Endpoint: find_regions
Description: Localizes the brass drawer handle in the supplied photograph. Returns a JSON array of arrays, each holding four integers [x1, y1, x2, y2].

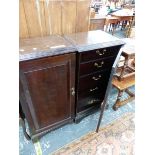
[[92, 75, 102, 81], [96, 50, 105, 56], [88, 99, 100, 104], [94, 61, 104, 68], [90, 87, 98, 92], [103, 49, 106, 52], [88, 100, 95, 104]]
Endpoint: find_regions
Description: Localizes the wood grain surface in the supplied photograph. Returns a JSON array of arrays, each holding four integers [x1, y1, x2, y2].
[[19, 0, 91, 38]]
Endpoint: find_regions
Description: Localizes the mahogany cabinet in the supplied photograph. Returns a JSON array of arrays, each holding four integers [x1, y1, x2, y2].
[[19, 31, 125, 139], [65, 30, 125, 122], [19, 36, 76, 139]]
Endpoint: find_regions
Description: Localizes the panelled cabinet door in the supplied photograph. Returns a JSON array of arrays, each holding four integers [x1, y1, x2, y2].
[[19, 53, 76, 137]]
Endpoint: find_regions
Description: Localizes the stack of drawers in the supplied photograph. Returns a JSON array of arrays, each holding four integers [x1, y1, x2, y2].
[[64, 30, 125, 122], [76, 45, 122, 121]]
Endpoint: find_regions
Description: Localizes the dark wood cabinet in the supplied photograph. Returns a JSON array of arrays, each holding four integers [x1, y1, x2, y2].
[[20, 54, 75, 138], [65, 30, 124, 122], [19, 31, 125, 139], [75, 49, 121, 121], [19, 36, 76, 139], [20, 54, 76, 138]]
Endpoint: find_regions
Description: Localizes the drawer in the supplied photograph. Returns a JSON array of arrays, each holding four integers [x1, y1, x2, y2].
[[78, 84, 107, 99], [79, 56, 115, 76], [78, 70, 111, 92], [80, 45, 121, 62], [77, 92, 104, 112]]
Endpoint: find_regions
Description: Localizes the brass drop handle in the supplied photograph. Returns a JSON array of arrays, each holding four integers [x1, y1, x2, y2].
[[88, 99, 100, 104], [88, 100, 95, 104], [71, 87, 75, 96], [103, 49, 106, 52], [96, 50, 105, 56], [90, 87, 98, 92], [92, 75, 102, 81], [94, 61, 104, 68]]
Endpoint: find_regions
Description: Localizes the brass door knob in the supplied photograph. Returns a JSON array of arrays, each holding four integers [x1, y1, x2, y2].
[[71, 87, 75, 96]]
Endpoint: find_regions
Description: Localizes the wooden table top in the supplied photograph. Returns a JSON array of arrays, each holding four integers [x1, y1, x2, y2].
[[111, 9, 134, 17], [90, 15, 106, 20], [65, 30, 125, 52]]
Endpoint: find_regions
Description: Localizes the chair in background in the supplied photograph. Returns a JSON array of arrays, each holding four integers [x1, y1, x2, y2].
[[112, 39, 135, 110], [112, 74, 135, 111]]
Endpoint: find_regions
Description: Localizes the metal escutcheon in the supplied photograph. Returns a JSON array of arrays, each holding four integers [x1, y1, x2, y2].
[[71, 87, 75, 96]]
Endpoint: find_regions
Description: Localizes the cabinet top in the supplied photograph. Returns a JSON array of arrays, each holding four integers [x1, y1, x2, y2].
[[19, 35, 76, 61], [19, 31, 125, 61], [64, 30, 125, 52]]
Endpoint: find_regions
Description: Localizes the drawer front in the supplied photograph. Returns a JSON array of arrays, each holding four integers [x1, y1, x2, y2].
[[78, 84, 107, 99], [78, 70, 111, 92], [79, 56, 115, 76], [77, 92, 104, 112], [80, 45, 121, 62]]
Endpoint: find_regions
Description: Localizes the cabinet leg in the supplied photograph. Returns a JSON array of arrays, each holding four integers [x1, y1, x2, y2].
[[20, 117, 31, 140], [74, 118, 81, 124], [32, 137, 40, 143], [112, 23, 116, 35], [105, 24, 109, 32]]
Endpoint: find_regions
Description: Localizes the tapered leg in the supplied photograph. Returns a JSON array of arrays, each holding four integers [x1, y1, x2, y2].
[[96, 101, 106, 132], [112, 24, 114, 35], [105, 23, 109, 32], [112, 23, 117, 35]]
